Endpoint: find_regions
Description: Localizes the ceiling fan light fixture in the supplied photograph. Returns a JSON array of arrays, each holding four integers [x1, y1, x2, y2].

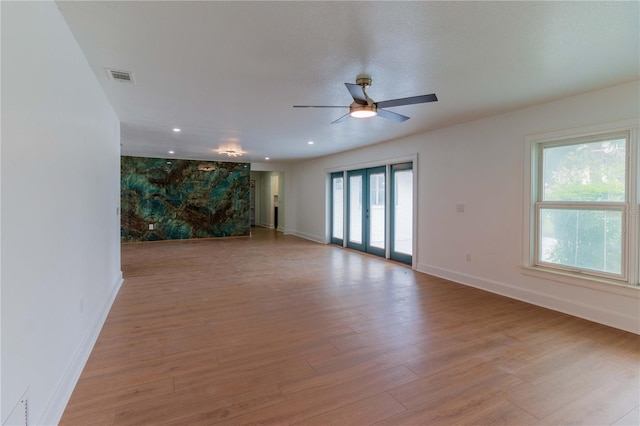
[[350, 104, 377, 118], [294, 75, 436, 124]]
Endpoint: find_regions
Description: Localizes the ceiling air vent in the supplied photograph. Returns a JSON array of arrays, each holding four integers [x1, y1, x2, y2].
[[106, 68, 135, 84]]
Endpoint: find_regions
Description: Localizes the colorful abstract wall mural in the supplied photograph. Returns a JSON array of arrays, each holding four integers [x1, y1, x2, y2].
[[121, 156, 250, 242]]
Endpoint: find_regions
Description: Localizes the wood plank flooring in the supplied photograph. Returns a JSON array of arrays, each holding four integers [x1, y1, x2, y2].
[[61, 228, 640, 425]]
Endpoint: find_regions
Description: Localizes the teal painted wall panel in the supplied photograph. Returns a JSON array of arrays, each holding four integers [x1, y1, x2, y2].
[[121, 156, 250, 242]]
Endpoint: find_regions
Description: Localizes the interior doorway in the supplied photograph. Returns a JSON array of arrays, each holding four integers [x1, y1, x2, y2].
[[249, 170, 285, 231]]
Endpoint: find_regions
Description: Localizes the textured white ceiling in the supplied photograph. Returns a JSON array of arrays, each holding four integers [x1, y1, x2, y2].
[[56, 1, 639, 163]]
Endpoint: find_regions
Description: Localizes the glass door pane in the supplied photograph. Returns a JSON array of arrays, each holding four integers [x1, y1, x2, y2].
[[366, 167, 386, 256], [347, 170, 365, 251], [331, 172, 344, 245], [391, 163, 413, 264]]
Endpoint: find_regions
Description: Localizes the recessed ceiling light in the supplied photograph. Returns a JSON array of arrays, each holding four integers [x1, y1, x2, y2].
[[308, 141, 314, 145], [265, 157, 270, 160], [173, 128, 181, 132], [168, 150, 175, 154]]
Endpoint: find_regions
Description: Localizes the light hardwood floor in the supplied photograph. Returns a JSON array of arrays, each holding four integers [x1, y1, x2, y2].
[[61, 228, 640, 425]]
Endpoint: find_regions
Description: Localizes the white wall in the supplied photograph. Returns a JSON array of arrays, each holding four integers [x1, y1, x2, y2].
[[1, 2, 122, 424], [288, 81, 640, 334]]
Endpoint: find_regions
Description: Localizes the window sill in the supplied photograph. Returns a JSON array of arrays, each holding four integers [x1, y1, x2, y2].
[[520, 265, 640, 298]]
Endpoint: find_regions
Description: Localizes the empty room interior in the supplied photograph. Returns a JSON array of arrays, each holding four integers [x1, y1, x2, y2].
[[2, 1, 639, 425]]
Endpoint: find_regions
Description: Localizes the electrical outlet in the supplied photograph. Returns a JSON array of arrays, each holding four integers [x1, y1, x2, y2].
[[465, 253, 471, 262], [148, 223, 154, 230]]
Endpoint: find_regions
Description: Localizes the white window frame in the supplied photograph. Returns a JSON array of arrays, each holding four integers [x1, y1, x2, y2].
[[523, 118, 640, 291], [536, 135, 629, 280]]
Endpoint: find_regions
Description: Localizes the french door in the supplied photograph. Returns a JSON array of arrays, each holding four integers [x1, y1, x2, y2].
[[347, 167, 386, 257], [332, 162, 414, 265]]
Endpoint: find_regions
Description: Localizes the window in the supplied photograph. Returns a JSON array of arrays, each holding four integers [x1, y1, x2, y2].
[[537, 135, 627, 278], [526, 120, 639, 287]]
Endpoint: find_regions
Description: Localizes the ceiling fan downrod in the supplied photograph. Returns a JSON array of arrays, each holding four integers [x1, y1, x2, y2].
[[355, 76, 373, 104]]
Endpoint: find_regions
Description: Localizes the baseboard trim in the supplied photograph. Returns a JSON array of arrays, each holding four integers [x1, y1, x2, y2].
[[254, 224, 285, 233], [290, 230, 325, 244], [416, 263, 639, 335], [39, 271, 124, 425]]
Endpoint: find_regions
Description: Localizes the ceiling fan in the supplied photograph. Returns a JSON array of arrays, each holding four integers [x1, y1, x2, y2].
[[293, 75, 437, 124]]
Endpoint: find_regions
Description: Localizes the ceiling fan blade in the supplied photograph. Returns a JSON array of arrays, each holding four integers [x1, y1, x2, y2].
[[331, 113, 351, 124], [345, 83, 367, 105], [375, 93, 438, 109], [293, 105, 349, 108], [376, 108, 410, 122]]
